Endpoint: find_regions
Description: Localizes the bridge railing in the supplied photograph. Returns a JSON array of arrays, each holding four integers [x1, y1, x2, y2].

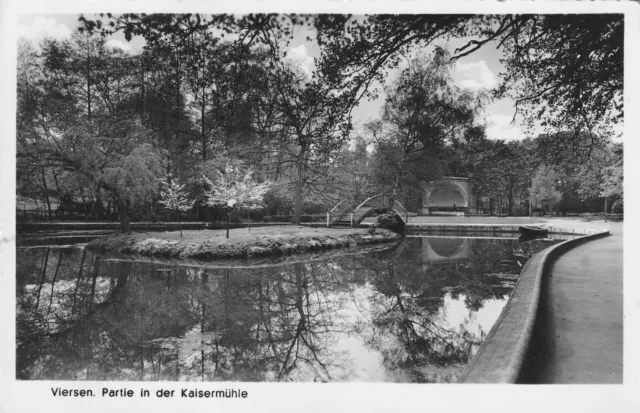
[[328, 200, 353, 225], [393, 200, 410, 223], [328, 195, 411, 225], [355, 194, 384, 211], [355, 195, 410, 224]]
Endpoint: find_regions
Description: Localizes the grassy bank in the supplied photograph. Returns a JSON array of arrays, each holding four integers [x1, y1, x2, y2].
[[86, 226, 402, 260]]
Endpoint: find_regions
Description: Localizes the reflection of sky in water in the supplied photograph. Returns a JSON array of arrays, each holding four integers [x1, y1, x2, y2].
[[439, 294, 507, 340], [331, 284, 411, 382], [16, 236, 561, 383], [325, 288, 508, 382]]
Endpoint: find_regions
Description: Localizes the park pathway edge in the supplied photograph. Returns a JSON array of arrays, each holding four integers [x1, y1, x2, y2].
[[459, 228, 610, 383]]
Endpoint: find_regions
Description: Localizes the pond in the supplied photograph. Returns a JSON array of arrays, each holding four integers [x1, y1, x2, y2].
[[16, 235, 564, 383]]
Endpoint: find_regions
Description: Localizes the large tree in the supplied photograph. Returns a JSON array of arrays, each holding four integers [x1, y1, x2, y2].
[[265, 62, 353, 224], [315, 14, 623, 144], [22, 13, 622, 225], [80, 13, 623, 140], [369, 50, 483, 209], [17, 34, 165, 231]]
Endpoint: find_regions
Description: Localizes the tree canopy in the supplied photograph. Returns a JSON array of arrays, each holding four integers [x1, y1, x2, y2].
[[78, 13, 623, 154], [367, 50, 484, 208], [17, 13, 624, 229], [314, 14, 623, 139]]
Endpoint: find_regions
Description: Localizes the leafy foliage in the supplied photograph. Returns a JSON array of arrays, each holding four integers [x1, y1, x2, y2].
[[17, 13, 624, 225], [529, 165, 562, 211], [102, 143, 164, 203], [492, 15, 623, 135], [369, 50, 483, 208], [314, 14, 623, 140]]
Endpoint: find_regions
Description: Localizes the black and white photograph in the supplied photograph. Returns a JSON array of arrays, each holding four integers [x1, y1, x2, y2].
[[1, 2, 638, 412]]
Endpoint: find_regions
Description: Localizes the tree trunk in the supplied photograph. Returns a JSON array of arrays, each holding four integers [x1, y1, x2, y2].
[[35, 247, 50, 311], [294, 262, 305, 322], [201, 84, 207, 162], [389, 154, 407, 210], [389, 174, 402, 210], [140, 57, 146, 125], [89, 256, 101, 305], [95, 188, 105, 220], [41, 169, 52, 220], [200, 270, 207, 380], [226, 212, 230, 239], [46, 249, 64, 318], [508, 183, 514, 216], [174, 55, 181, 164], [117, 199, 131, 233], [86, 55, 92, 120], [52, 171, 62, 219], [294, 146, 306, 225], [71, 248, 87, 317]]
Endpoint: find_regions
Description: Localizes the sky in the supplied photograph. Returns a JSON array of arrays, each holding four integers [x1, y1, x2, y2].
[[16, 13, 545, 142]]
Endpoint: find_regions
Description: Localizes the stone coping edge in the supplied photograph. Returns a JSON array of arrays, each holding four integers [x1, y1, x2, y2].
[[457, 228, 610, 383], [405, 223, 601, 236]]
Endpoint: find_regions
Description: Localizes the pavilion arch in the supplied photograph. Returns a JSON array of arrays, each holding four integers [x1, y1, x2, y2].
[[422, 177, 476, 214]]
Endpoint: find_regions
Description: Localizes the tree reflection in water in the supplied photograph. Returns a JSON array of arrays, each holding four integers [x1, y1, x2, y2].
[[16, 236, 560, 382]]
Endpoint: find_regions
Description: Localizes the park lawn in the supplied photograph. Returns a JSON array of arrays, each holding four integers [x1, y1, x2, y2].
[[87, 225, 401, 260]]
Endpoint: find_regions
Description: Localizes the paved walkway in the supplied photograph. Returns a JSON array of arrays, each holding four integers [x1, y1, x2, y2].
[[402, 216, 546, 225], [530, 218, 624, 383]]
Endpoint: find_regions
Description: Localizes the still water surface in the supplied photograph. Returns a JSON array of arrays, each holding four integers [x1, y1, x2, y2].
[[16, 235, 562, 383]]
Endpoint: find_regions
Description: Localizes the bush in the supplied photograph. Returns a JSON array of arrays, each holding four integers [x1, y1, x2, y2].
[[300, 215, 313, 223], [376, 212, 400, 229]]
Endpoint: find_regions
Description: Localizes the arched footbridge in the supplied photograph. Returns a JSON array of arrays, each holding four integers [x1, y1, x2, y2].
[[329, 194, 410, 226]]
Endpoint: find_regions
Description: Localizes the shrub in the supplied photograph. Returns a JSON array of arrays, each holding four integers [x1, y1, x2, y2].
[[300, 215, 313, 223], [376, 212, 399, 229]]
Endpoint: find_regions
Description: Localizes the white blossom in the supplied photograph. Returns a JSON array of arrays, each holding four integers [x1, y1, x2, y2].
[[158, 176, 193, 212], [203, 164, 271, 211]]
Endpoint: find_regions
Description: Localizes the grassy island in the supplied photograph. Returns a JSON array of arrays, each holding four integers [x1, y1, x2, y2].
[[86, 225, 402, 261]]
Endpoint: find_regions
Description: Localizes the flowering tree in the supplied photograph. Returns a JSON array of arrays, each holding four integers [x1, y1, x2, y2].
[[158, 176, 193, 237], [203, 164, 271, 238]]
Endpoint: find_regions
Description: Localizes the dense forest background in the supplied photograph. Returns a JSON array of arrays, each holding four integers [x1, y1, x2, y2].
[[16, 14, 624, 229]]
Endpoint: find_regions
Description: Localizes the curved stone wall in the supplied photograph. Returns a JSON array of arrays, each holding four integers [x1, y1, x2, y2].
[[455, 227, 610, 383], [404, 222, 609, 383]]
